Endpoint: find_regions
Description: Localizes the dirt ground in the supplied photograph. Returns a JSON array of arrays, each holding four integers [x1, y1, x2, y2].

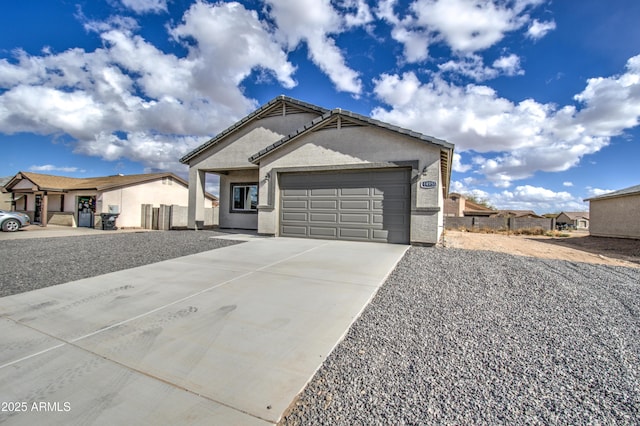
[[443, 230, 640, 268]]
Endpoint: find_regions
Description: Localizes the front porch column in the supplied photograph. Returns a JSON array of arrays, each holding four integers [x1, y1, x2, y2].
[[188, 168, 206, 229]]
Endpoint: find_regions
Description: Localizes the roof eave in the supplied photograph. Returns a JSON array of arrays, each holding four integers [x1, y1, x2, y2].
[[249, 108, 455, 164], [181, 95, 329, 164]]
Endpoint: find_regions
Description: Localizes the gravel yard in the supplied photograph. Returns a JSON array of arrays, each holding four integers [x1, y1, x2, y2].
[[281, 247, 640, 425], [0, 230, 240, 297], [2, 231, 639, 424]]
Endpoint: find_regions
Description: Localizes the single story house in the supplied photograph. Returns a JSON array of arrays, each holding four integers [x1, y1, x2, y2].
[[180, 96, 454, 245], [444, 192, 495, 217], [4, 172, 217, 228], [585, 184, 640, 239], [555, 211, 589, 230], [0, 176, 12, 210], [493, 210, 543, 218]]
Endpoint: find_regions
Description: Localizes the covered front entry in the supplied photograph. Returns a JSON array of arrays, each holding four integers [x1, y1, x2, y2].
[[279, 168, 411, 243]]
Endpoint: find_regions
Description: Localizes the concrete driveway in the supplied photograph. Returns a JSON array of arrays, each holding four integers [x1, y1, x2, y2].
[[0, 236, 408, 425]]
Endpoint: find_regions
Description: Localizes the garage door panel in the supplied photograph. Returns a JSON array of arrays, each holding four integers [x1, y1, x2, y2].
[[340, 213, 370, 224], [309, 227, 337, 237], [310, 200, 337, 209], [282, 200, 308, 209], [281, 188, 308, 196], [310, 188, 337, 196], [339, 228, 370, 239], [340, 200, 370, 210], [310, 213, 338, 223], [282, 225, 308, 236], [280, 169, 410, 243], [282, 212, 308, 222], [341, 187, 370, 196]]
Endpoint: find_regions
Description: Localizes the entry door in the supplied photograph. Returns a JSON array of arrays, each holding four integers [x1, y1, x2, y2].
[[279, 169, 411, 244], [34, 194, 42, 223]]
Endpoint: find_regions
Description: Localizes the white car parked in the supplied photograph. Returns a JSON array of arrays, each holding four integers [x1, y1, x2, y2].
[[0, 210, 31, 232]]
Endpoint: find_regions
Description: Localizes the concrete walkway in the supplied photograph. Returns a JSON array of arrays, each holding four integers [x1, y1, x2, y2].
[[0, 224, 154, 240], [0, 237, 408, 425]]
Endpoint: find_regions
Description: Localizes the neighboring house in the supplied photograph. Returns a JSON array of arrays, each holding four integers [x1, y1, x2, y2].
[[0, 176, 12, 210], [585, 184, 640, 239], [444, 192, 495, 217], [4, 172, 217, 228], [556, 211, 589, 230], [180, 96, 454, 245], [493, 210, 543, 218]]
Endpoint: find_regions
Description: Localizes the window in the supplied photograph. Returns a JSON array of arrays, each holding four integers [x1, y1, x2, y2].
[[231, 183, 258, 212]]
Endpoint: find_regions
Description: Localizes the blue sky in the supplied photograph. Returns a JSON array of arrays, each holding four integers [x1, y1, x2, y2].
[[1, 0, 639, 213]]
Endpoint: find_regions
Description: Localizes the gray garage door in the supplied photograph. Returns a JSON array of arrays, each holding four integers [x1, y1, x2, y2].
[[280, 169, 410, 243]]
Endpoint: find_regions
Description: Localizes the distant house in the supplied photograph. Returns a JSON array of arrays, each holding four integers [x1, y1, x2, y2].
[[444, 193, 495, 217], [585, 184, 640, 239], [0, 176, 12, 210], [4, 172, 217, 229], [556, 211, 589, 230], [494, 210, 543, 218]]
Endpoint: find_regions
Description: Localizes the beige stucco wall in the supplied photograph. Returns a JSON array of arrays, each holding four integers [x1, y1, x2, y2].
[[186, 112, 321, 228], [0, 191, 13, 210], [589, 195, 640, 239], [256, 125, 444, 244], [218, 169, 260, 230], [188, 114, 320, 171], [99, 178, 199, 228]]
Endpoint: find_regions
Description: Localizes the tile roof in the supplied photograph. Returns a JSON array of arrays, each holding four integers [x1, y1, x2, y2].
[[6, 171, 216, 200], [557, 211, 590, 220]]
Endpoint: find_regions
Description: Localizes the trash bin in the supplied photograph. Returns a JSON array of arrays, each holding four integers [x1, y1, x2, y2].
[[100, 213, 119, 230]]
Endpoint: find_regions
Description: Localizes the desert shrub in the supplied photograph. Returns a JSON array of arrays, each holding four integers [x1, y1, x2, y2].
[[545, 230, 571, 237], [511, 227, 546, 236]]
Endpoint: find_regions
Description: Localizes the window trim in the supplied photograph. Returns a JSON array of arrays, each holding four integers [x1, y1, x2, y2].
[[230, 182, 258, 214]]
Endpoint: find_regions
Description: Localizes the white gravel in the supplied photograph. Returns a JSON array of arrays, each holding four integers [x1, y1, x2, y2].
[[281, 246, 640, 425]]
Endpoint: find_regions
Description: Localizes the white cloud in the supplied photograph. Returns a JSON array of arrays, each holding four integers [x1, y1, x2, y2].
[[411, 0, 532, 53], [492, 185, 585, 213], [527, 19, 556, 40], [585, 187, 614, 197], [563, 181, 573, 187], [438, 53, 523, 81], [341, 0, 374, 27], [372, 54, 640, 187], [492, 53, 524, 76], [0, 2, 298, 173], [265, 0, 362, 94], [120, 0, 167, 14], [379, 0, 544, 62], [439, 54, 498, 81], [452, 153, 472, 172], [29, 165, 84, 173]]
